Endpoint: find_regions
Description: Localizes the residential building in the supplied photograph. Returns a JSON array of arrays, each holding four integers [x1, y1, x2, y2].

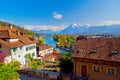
[[0, 26, 37, 65], [44, 49, 63, 62], [37, 44, 54, 57], [72, 38, 120, 80]]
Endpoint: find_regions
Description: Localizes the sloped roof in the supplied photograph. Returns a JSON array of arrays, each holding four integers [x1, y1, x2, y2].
[[37, 44, 53, 51], [72, 38, 120, 62], [44, 53, 63, 61], [0, 26, 37, 48], [0, 26, 18, 39]]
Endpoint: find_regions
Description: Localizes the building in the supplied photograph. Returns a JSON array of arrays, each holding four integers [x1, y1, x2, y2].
[[0, 26, 37, 65], [37, 44, 54, 57], [37, 44, 63, 62], [72, 38, 120, 80], [44, 49, 63, 62]]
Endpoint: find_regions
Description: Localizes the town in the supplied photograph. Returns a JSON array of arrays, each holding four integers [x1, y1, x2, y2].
[[0, 25, 120, 80], [0, 0, 120, 80]]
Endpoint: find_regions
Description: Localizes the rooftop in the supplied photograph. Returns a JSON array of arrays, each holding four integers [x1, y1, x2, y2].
[[37, 44, 53, 51], [0, 26, 37, 48], [72, 38, 120, 62]]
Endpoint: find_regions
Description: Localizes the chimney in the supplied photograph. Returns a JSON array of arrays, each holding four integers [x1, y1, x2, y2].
[[9, 25, 13, 29]]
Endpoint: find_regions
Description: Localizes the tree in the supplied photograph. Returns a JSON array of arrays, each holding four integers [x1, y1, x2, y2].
[[25, 53, 34, 62], [59, 53, 74, 73], [8, 60, 21, 69], [0, 63, 19, 80], [38, 38, 45, 44]]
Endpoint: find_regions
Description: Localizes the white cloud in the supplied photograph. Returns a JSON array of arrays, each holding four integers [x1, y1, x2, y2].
[[100, 20, 120, 25], [24, 24, 68, 31], [52, 11, 63, 20]]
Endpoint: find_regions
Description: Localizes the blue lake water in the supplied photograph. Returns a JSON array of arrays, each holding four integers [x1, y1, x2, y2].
[[44, 37, 68, 54]]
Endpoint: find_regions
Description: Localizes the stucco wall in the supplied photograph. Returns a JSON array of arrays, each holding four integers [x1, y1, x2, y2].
[[39, 48, 53, 57], [75, 60, 120, 80]]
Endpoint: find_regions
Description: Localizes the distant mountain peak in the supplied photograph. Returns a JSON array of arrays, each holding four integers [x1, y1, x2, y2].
[[59, 24, 120, 34]]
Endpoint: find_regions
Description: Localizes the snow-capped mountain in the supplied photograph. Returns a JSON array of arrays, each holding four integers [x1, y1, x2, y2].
[[59, 23, 120, 34]]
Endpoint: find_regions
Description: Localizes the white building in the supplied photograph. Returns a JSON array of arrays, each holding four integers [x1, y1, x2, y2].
[[0, 26, 37, 65], [37, 44, 53, 57]]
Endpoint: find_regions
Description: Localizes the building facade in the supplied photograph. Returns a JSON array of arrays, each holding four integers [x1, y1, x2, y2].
[[0, 26, 37, 65], [72, 38, 120, 80], [37, 44, 53, 57]]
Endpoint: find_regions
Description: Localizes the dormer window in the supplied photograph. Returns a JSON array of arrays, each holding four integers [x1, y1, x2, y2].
[[89, 49, 97, 54], [108, 51, 119, 57], [0, 44, 1, 48], [76, 49, 84, 53]]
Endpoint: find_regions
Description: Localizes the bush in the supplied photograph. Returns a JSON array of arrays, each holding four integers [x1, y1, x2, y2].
[[59, 53, 74, 73], [8, 60, 20, 69], [0, 63, 19, 80]]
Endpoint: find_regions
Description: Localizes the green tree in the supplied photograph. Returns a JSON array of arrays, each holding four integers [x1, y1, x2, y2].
[[0, 63, 19, 80], [38, 38, 45, 44], [25, 53, 34, 62], [59, 53, 74, 73], [8, 60, 20, 69]]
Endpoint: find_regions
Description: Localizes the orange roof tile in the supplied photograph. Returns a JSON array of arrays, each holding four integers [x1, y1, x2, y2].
[[72, 38, 120, 62], [37, 44, 53, 51], [0, 26, 37, 48]]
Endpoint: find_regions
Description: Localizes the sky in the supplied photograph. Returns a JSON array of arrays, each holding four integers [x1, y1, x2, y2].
[[0, 0, 120, 31]]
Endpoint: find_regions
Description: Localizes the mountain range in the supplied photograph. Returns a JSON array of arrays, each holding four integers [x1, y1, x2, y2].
[[31, 23, 120, 34], [59, 23, 120, 34]]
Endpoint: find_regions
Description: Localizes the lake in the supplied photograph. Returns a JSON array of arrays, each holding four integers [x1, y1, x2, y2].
[[44, 37, 68, 54]]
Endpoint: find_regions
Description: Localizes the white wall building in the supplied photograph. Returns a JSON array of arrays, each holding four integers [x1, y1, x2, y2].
[[0, 26, 37, 65], [37, 44, 53, 57]]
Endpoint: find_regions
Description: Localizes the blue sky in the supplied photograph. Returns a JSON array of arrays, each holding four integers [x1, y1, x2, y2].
[[0, 0, 120, 31]]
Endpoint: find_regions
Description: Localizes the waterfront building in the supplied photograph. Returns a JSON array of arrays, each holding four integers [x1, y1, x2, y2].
[[37, 44, 63, 62], [37, 44, 54, 57], [0, 26, 37, 65], [72, 38, 120, 80]]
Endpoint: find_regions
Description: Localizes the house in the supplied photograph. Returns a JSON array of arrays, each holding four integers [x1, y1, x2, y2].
[[37, 44, 63, 62], [0, 26, 37, 65], [72, 38, 120, 80], [44, 49, 63, 62], [37, 44, 54, 57]]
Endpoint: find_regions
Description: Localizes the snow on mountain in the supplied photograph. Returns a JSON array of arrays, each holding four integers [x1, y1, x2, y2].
[[59, 23, 120, 34]]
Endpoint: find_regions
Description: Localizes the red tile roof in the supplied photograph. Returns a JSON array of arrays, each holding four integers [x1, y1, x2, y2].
[[72, 38, 120, 62], [44, 50, 63, 61], [0, 26, 37, 48], [0, 30, 18, 39], [37, 44, 53, 51]]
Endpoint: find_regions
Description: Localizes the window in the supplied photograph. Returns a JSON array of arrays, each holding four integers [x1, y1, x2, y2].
[[13, 48, 17, 52], [18, 55, 21, 57], [90, 49, 97, 54], [32, 52, 35, 57], [76, 49, 84, 53], [0, 44, 1, 48], [26, 45, 36, 51], [108, 51, 119, 57], [107, 68, 116, 75], [20, 46, 22, 50], [93, 66, 101, 72]]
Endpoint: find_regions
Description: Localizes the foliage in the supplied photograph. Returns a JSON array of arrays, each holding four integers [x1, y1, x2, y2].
[[53, 34, 75, 49], [30, 60, 44, 70], [38, 38, 45, 44], [0, 63, 19, 80], [59, 53, 74, 73], [0, 52, 6, 62], [25, 53, 34, 62], [8, 60, 20, 69]]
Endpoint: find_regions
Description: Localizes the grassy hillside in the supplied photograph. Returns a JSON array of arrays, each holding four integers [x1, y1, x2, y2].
[[0, 21, 35, 36]]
